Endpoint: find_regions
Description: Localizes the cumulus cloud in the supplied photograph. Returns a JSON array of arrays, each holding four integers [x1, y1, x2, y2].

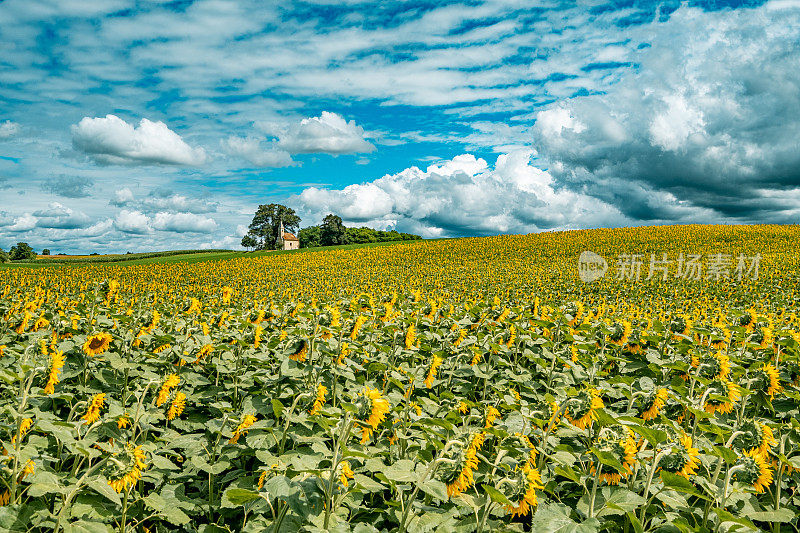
[[294, 151, 633, 237], [151, 212, 218, 233], [0, 213, 37, 232], [114, 209, 151, 234], [222, 136, 295, 167], [267, 112, 376, 155], [41, 175, 94, 198], [110, 188, 217, 213], [0, 120, 19, 139], [531, 5, 800, 221], [33, 203, 92, 229], [72, 114, 208, 166]]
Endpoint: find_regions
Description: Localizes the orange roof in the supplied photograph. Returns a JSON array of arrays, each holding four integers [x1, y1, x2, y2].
[[283, 231, 299, 241]]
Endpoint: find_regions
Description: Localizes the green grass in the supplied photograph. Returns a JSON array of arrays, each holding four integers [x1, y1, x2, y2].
[[0, 240, 418, 269]]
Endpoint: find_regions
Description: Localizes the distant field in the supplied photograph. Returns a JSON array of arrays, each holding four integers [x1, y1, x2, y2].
[[2, 240, 414, 268]]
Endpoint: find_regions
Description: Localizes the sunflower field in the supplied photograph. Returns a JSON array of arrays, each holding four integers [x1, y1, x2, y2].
[[0, 224, 799, 532]]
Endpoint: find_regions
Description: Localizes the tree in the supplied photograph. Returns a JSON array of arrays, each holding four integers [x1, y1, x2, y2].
[[298, 226, 322, 248], [0, 247, 8, 263], [244, 204, 301, 250], [240, 235, 257, 251], [9, 242, 36, 261], [320, 214, 346, 246], [42, 248, 51, 256]]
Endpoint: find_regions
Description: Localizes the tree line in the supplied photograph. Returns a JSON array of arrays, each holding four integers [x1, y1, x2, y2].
[[240, 204, 421, 251]]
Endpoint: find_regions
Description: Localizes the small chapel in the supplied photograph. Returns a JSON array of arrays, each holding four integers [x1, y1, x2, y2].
[[276, 220, 300, 250]]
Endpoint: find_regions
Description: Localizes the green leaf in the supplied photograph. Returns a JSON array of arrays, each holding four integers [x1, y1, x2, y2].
[[383, 459, 418, 483], [713, 508, 759, 531], [221, 488, 261, 507], [658, 471, 711, 501], [482, 484, 512, 506], [590, 448, 625, 473], [88, 478, 121, 506], [271, 399, 284, 420], [626, 512, 644, 533], [62, 520, 113, 533], [628, 425, 667, 447], [712, 445, 738, 465], [748, 509, 795, 523]]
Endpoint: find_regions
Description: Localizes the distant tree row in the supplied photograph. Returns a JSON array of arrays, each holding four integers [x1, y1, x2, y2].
[[297, 214, 421, 248], [240, 205, 422, 251]]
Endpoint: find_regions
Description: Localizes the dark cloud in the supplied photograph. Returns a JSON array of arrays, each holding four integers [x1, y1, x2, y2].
[[41, 175, 94, 198], [532, 5, 800, 223]]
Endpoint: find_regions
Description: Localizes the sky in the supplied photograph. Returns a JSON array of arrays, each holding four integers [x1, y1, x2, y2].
[[1, 0, 799, 254]]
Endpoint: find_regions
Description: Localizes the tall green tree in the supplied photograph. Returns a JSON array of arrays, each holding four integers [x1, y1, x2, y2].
[[244, 204, 301, 250], [9, 242, 36, 261], [240, 235, 257, 251], [320, 214, 346, 246], [298, 226, 321, 248]]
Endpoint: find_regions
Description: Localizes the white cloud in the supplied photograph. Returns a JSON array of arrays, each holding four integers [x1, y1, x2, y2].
[[530, 4, 800, 221], [0, 120, 19, 139], [33, 203, 92, 229], [152, 212, 218, 233], [222, 136, 295, 167], [294, 151, 631, 237], [270, 112, 376, 155], [72, 114, 208, 166], [4, 213, 37, 232], [114, 209, 151, 234], [111, 187, 134, 206]]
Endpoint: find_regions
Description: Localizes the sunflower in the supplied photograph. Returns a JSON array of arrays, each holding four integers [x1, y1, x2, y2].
[[117, 415, 131, 429], [107, 444, 148, 493], [457, 401, 469, 414], [566, 388, 604, 430], [593, 427, 637, 485], [156, 374, 180, 407], [142, 310, 160, 334], [607, 320, 632, 346], [739, 309, 757, 331], [484, 406, 501, 428], [566, 301, 584, 327], [658, 433, 700, 479], [43, 349, 65, 394], [753, 363, 782, 399], [194, 344, 213, 363], [357, 387, 391, 429], [221, 286, 233, 304], [424, 354, 443, 388], [357, 387, 391, 443], [12, 418, 33, 444], [405, 325, 416, 349], [350, 315, 367, 340], [440, 433, 484, 497], [732, 420, 776, 457], [309, 384, 327, 415], [83, 393, 106, 424], [339, 461, 354, 487], [698, 351, 731, 380], [704, 379, 740, 415], [734, 449, 774, 493], [167, 392, 186, 420], [82, 332, 112, 357], [503, 463, 544, 517], [229, 414, 257, 444], [641, 388, 669, 421], [288, 340, 308, 362]]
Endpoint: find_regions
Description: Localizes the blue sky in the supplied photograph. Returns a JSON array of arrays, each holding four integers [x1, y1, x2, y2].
[[0, 0, 799, 253]]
